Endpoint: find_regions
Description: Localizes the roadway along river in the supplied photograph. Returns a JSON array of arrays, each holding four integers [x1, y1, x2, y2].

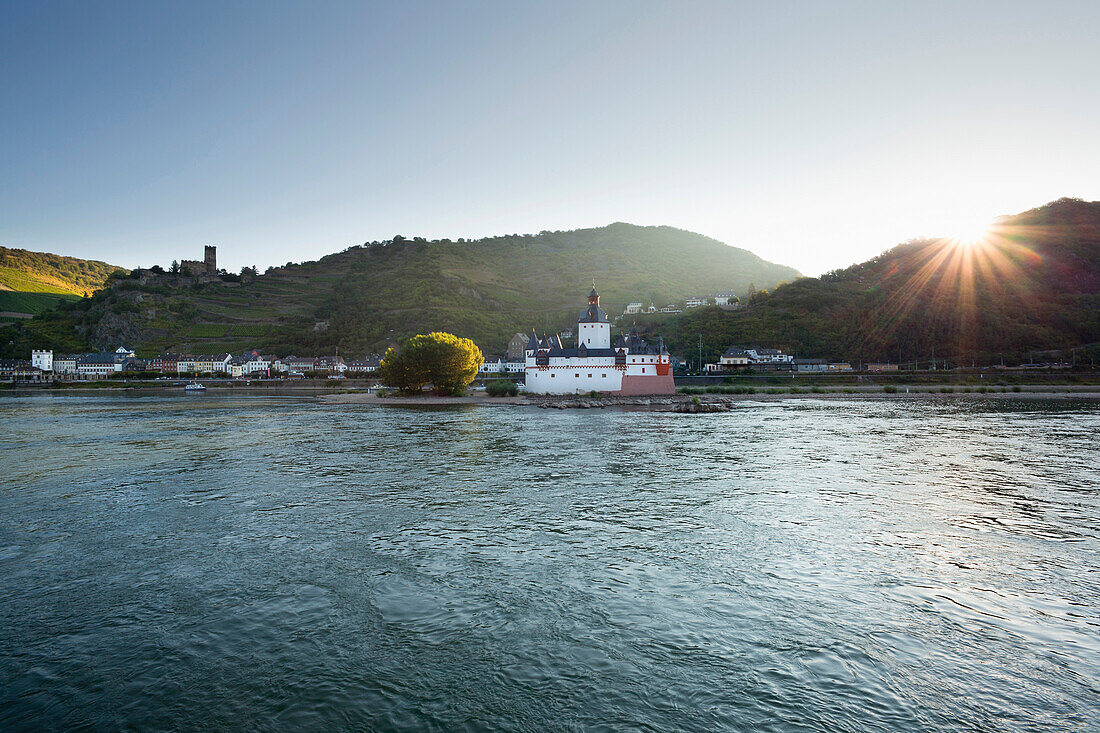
[[1, 394, 1098, 731]]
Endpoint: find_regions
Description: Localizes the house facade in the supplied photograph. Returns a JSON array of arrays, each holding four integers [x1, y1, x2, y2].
[[53, 354, 79, 374], [31, 350, 53, 372], [714, 291, 741, 307], [76, 352, 125, 377]]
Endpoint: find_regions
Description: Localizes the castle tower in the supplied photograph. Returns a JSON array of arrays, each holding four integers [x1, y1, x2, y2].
[[204, 245, 217, 274], [577, 282, 611, 349]]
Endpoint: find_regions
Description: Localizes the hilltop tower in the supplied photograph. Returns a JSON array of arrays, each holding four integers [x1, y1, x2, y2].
[[204, 245, 217, 275]]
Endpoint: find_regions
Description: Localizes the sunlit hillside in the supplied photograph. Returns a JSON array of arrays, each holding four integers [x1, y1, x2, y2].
[[649, 198, 1100, 365], [0, 247, 123, 297]]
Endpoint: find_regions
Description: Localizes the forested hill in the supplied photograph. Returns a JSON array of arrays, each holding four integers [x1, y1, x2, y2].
[[0, 247, 124, 297], [320, 224, 799, 352], [655, 198, 1100, 366], [0, 223, 800, 357]]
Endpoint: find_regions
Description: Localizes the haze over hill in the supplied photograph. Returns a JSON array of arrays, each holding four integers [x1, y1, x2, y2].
[[647, 198, 1100, 366], [0, 223, 799, 357]]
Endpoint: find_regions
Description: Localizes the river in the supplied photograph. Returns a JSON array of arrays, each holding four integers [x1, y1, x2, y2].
[[1, 394, 1098, 731]]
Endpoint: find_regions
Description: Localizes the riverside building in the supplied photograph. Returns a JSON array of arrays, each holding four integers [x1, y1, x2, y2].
[[525, 285, 674, 395]]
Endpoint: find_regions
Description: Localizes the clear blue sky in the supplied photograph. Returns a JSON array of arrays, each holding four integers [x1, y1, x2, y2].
[[2, 1, 1098, 276]]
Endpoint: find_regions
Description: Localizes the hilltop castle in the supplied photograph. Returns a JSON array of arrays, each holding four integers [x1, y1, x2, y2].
[[525, 285, 674, 395], [181, 246, 217, 277]]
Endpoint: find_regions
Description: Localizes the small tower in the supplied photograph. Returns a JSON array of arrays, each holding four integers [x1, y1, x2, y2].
[[204, 245, 217, 275], [577, 281, 611, 349], [32, 349, 53, 372]]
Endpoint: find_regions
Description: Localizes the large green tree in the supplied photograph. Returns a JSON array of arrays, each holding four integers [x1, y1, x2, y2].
[[377, 332, 484, 394]]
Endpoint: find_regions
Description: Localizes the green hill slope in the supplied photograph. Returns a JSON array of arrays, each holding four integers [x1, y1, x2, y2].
[[0, 223, 800, 357], [0, 246, 124, 297], [648, 198, 1100, 366]]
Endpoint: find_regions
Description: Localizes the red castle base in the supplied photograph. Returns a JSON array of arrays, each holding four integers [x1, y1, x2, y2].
[[618, 373, 676, 396]]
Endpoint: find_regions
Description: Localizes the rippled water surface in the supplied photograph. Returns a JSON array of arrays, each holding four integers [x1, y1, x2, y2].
[[1, 393, 1099, 731]]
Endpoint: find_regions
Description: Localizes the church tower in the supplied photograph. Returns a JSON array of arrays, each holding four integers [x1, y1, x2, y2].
[[577, 283, 611, 349]]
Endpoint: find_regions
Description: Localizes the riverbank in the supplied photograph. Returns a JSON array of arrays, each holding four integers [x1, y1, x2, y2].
[[322, 385, 1100, 409]]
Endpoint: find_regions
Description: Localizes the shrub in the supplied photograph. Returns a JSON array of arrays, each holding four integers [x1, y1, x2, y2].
[[1012, 386, 1022, 392], [485, 380, 518, 397]]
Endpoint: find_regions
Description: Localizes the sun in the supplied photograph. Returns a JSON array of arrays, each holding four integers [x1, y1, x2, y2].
[[951, 219, 993, 248]]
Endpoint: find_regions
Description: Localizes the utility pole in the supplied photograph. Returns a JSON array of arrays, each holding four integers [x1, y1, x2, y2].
[[698, 335, 703, 375]]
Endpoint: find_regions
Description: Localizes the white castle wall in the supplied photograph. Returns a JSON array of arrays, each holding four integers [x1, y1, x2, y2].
[[525, 356, 624, 395], [577, 322, 610, 349]]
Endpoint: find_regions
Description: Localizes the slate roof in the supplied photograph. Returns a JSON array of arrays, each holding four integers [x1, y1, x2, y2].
[[577, 304, 609, 323], [77, 352, 124, 365]]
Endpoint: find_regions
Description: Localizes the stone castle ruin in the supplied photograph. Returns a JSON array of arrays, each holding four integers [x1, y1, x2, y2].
[[181, 246, 217, 277]]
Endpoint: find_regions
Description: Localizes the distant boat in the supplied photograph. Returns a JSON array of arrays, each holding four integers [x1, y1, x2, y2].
[[184, 382, 206, 392]]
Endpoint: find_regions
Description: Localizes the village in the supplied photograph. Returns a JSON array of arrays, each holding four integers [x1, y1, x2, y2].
[[3, 284, 903, 390]]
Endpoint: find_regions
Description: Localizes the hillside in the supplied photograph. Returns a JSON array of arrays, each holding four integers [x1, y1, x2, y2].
[[647, 198, 1100, 366], [0, 247, 124, 297], [0, 224, 799, 358]]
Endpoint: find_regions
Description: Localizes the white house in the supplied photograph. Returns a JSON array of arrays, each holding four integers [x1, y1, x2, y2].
[[32, 350, 53, 372], [625, 302, 643, 314], [745, 347, 793, 364], [479, 356, 506, 374], [525, 285, 674, 395], [347, 355, 382, 374], [315, 355, 347, 374], [714, 291, 741, 307], [77, 352, 125, 377], [229, 351, 269, 377], [706, 345, 795, 372], [685, 296, 708, 308]]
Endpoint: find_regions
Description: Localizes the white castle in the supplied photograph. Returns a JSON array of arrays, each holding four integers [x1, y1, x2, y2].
[[525, 284, 674, 395]]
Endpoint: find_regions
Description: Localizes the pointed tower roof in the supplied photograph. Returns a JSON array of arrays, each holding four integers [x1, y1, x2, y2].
[[578, 282, 609, 323]]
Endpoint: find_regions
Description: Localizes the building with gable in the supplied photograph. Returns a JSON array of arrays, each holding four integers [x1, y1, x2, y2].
[[524, 285, 674, 395]]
